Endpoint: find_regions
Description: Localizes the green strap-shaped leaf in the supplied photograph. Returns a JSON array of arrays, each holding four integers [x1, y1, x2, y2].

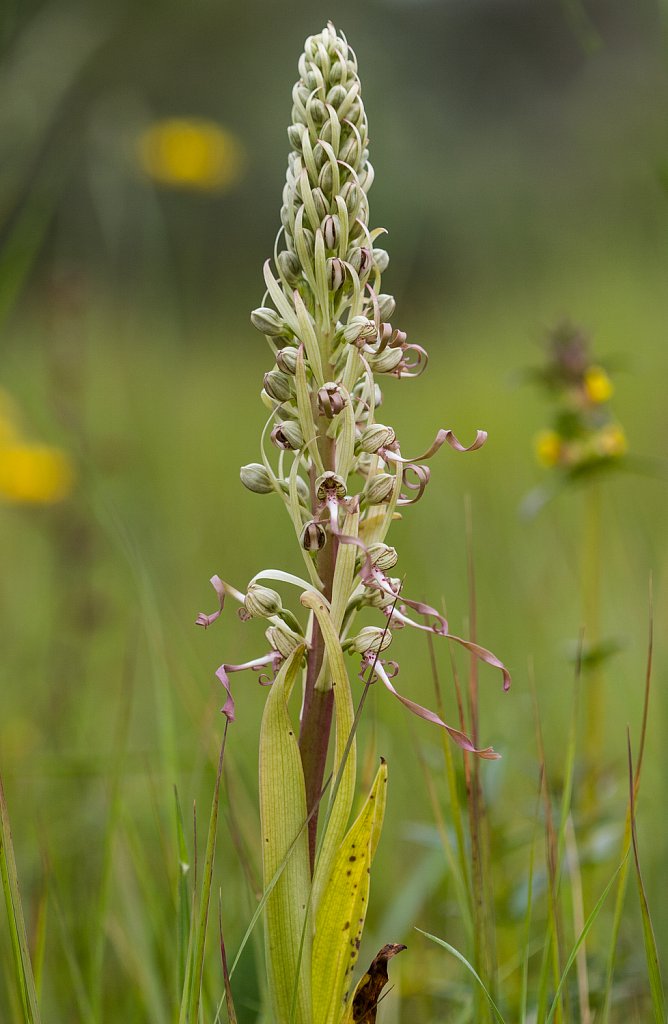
[[301, 591, 357, 917], [311, 760, 388, 1024], [259, 646, 313, 1024]]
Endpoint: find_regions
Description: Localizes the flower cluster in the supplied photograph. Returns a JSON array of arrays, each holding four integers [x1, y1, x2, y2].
[[533, 322, 628, 473], [198, 23, 508, 758]]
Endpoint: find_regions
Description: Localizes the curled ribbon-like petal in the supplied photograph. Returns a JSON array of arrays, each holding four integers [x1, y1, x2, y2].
[[214, 652, 282, 722], [369, 659, 500, 760], [383, 428, 488, 465], [196, 575, 226, 628]]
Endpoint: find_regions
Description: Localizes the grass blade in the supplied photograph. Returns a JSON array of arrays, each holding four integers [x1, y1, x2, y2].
[[416, 927, 506, 1024]]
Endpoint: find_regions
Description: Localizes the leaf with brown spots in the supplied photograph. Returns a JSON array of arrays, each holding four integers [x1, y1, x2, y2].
[[343, 944, 406, 1023]]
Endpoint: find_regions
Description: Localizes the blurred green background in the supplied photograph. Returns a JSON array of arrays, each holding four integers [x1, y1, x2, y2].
[[1, 0, 668, 1019]]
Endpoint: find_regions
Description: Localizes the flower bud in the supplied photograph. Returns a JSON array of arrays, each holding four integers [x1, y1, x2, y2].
[[316, 471, 347, 502], [240, 463, 273, 494], [348, 246, 372, 276], [317, 381, 347, 418], [251, 307, 285, 337], [322, 214, 340, 250], [271, 421, 304, 450], [318, 162, 334, 194], [276, 346, 298, 375], [308, 97, 327, 124], [300, 520, 327, 552], [263, 369, 293, 403], [277, 249, 301, 286], [372, 248, 390, 273], [244, 583, 282, 619], [369, 347, 403, 374], [266, 623, 303, 659], [343, 316, 376, 345], [367, 542, 398, 571], [347, 626, 393, 656], [329, 59, 344, 84], [363, 472, 395, 504], [326, 84, 348, 108], [311, 187, 329, 220], [287, 124, 304, 151], [359, 423, 396, 454], [340, 181, 361, 217], [326, 258, 346, 292], [338, 134, 360, 166], [377, 293, 396, 320]]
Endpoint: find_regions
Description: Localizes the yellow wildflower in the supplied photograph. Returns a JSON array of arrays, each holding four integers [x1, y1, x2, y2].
[[0, 442, 74, 504], [595, 423, 628, 459], [584, 365, 613, 404], [137, 118, 245, 192], [534, 429, 562, 467]]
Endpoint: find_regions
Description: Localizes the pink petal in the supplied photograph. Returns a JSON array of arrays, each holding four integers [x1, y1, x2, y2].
[[196, 575, 226, 628]]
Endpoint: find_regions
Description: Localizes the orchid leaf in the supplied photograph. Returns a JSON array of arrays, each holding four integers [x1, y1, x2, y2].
[[312, 759, 388, 1024], [259, 645, 312, 1024]]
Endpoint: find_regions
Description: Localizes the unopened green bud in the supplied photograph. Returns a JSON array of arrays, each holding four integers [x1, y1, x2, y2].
[[347, 625, 393, 656], [300, 520, 327, 552], [326, 84, 347, 108], [318, 162, 334, 194], [240, 463, 273, 494], [367, 542, 398, 571], [327, 258, 346, 292], [339, 134, 360, 165], [276, 346, 298, 374], [244, 583, 282, 619], [311, 187, 328, 220], [266, 623, 303, 659], [287, 124, 305, 151], [343, 315, 376, 344], [369, 346, 403, 374], [364, 472, 395, 504], [316, 471, 347, 502], [340, 180, 361, 217], [251, 307, 285, 337], [377, 293, 396, 320], [372, 248, 390, 273], [359, 423, 396, 453], [277, 249, 301, 285], [263, 368, 293, 402], [271, 421, 303, 450]]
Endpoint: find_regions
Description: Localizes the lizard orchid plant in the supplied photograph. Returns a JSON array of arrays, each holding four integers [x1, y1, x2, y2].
[[197, 23, 509, 1023]]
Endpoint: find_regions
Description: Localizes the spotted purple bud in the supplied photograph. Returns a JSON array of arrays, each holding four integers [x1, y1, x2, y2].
[[363, 472, 395, 504], [316, 471, 347, 502], [348, 246, 372, 276], [300, 520, 327, 552], [240, 463, 273, 494]]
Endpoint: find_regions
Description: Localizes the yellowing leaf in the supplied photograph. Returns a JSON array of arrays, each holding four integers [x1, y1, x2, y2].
[[258, 645, 312, 1024], [311, 760, 388, 1024], [341, 943, 406, 1024]]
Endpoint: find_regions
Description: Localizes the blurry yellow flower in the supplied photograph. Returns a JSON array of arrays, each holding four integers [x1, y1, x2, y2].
[[584, 365, 613, 404], [534, 429, 562, 467], [595, 423, 628, 459], [0, 442, 74, 504], [137, 118, 245, 192]]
